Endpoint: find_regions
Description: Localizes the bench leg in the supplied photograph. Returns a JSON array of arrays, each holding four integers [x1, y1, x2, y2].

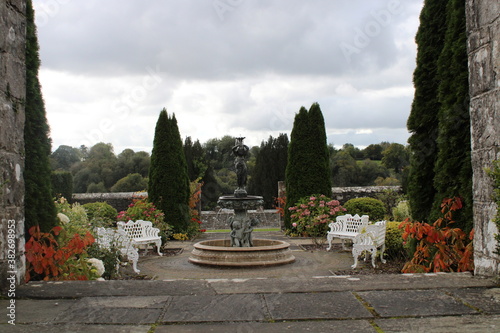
[[155, 240, 163, 256], [351, 246, 361, 268], [370, 247, 377, 267], [326, 234, 334, 251], [380, 244, 386, 264]]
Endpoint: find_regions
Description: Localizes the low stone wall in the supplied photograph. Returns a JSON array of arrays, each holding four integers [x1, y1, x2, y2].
[[73, 192, 281, 230], [73, 192, 147, 213], [331, 186, 402, 204], [201, 210, 281, 230]]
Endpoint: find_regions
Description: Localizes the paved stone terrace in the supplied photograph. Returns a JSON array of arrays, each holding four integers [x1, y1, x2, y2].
[[1, 231, 499, 332]]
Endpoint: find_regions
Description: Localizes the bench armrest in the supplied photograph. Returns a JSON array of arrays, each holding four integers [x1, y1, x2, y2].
[[328, 221, 344, 233], [143, 226, 161, 238], [353, 231, 376, 245]]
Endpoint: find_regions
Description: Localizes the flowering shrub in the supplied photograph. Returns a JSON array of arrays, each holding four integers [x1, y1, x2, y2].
[[185, 179, 204, 239], [172, 233, 190, 241], [399, 197, 474, 273], [274, 196, 286, 218], [25, 226, 98, 282], [117, 197, 172, 244], [288, 194, 346, 245]]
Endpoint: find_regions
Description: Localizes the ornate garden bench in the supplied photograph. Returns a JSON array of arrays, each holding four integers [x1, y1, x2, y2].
[[117, 220, 163, 256], [351, 220, 387, 268], [326, 214, 370, 251], [95, 227, 140, 274]]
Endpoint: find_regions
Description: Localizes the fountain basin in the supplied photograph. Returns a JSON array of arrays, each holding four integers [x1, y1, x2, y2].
[[189, 239, 295, 267]]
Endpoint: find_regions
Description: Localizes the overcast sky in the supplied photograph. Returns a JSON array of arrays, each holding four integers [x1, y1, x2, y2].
[[33, 0, 424, 153]]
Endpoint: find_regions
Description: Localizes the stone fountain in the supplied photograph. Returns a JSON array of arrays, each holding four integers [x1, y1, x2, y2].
[[189, 137, 295, 267]]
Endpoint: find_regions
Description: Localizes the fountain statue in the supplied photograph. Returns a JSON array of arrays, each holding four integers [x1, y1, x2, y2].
[[189, 136, 295, 266]]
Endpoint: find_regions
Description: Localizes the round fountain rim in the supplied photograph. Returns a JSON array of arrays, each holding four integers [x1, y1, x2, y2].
[[192, 238, 291, 252]]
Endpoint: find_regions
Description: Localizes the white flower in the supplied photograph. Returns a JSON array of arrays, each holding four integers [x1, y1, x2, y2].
[[57, 213, 70, 224], [87, 258, 105, 277]]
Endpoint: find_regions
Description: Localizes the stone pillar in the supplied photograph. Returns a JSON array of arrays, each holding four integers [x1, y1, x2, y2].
[[466, 0, 500, 276], [0, 0, 26, 289]]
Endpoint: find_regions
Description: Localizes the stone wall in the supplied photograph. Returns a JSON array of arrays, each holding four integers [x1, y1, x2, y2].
[[467, 0, 500, 276], [331, 186, 402, 204], [277, 182, 402, 205], [0, 0, 26, 290], [73, 192, 148, 213], [73, 192, 281, 229]]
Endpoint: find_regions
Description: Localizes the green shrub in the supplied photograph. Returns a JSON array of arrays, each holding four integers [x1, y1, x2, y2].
[[385, 222, 408, 261], [55, 197, 91, 239], [86, 243, 121, 280], [392, 200, 412, 221], [343, 197, 385, 221], [83, 202, 118, 228]]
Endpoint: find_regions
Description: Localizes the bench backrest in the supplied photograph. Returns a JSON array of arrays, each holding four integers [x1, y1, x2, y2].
[[336, 214, 369, 233], [117, 220, 154, 239], [96, 227, 133, 249], [359, 221, 386, 246]]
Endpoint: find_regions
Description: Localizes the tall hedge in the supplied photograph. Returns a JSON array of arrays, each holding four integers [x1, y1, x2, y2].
[[285, 103, 331, 228], [148, 109, 190, 232], [406, 0, 448, 222], [431, 0, 472, 231], [24, 0, 58, 233]]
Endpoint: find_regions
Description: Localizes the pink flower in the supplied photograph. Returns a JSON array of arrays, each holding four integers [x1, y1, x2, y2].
[[310, 196, 316, 200], [292, 223, 297, 227]]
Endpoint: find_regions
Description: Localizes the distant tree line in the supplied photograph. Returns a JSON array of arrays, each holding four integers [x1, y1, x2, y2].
[[50, 136, 409, 210]]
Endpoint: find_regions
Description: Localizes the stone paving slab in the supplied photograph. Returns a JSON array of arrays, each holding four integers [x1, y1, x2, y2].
[[357, 289, 479, 317], [0, 299, 78, 324], [54, 307, 162, 325], [206, 273, 497, 294], [155, 319, 377, 333], [76, 296, 170, 309], [264, 291, 373, 320], [162, 294, 267, 323], [375, 315, 500, 333], [447, 287, 500, 314], [0, 324, 150, 333], [17, 280, 216, 298]]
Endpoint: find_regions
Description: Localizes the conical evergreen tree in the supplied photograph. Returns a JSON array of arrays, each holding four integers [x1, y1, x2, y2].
[[24, 0, 58, 233], [407, 0, 448, 222], [285, 103, 331, 228], [307, 103, 332, 197], [431, 0, 472, 231], [249, 134, 289, 208], [149, 109, 190, 232]]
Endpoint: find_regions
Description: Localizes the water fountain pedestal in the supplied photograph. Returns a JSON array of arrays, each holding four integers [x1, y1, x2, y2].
[[217, 194, 264, 247]]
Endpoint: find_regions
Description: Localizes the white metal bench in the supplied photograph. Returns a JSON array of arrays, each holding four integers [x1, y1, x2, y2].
[[117, 220, 163, 256], [351, 221, 387, 268], [95, 227, 140, 274], [326, 214, 369, 251]]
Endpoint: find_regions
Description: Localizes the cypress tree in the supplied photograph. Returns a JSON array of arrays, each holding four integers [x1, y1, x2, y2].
[[307, 103, 332, 197], [431, 0, 472, 231], [406, 0, 448, 222], [149, 109, 190, 232], [285, 103, 331, 228], [24, 0, 58, 233], [249, 134, 289, 208]]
